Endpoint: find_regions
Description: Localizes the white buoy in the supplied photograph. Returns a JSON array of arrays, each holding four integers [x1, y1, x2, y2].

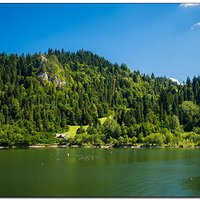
[[67, 153, 70, 156]]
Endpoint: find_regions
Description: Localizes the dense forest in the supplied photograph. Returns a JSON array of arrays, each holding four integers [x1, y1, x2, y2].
[[0, 49, 200, 147]]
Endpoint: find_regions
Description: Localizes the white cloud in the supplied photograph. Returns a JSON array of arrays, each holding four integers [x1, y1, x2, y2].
[[179, 3, 200, 7], [191, 22, 200, 30]]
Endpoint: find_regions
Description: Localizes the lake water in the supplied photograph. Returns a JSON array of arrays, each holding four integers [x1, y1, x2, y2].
[[0, 148, 200, 197]]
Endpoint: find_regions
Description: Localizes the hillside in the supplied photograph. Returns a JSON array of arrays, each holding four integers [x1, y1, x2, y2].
[[0, 49, 200, 147]]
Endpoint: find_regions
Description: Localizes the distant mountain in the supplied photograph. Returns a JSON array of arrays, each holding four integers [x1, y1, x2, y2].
[[0, 49, 200, 147]]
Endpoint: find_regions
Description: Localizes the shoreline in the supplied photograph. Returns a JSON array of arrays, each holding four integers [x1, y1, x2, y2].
[[0, 143, 199, 149]]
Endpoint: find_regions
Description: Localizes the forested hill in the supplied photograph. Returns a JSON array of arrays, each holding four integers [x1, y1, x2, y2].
[[0, 49, 200, 147]]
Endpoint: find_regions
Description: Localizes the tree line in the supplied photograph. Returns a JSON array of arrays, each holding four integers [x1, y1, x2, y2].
[[0, 49, 200, 147]]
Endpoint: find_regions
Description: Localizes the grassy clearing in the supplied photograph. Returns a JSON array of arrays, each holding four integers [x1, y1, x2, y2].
[[99, 117, 107, 125], [65, 116, 113, 139], [99, 115, 114, 124], [64, 125, 88, 139]]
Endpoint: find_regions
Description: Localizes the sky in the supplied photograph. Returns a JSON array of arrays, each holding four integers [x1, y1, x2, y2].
[[0, 3, 200, 82]]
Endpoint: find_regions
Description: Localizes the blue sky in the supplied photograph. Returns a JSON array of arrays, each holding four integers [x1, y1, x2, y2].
[[0, 3, 200, 82]]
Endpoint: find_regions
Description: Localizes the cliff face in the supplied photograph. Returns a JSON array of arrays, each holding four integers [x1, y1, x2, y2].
[[37, 55, 66, 87], [38, 71, 48, 81]]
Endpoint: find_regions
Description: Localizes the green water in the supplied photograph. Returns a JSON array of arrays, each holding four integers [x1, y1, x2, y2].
[[0, 148, 200, 197]]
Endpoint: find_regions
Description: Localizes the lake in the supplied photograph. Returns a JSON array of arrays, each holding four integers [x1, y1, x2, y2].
[[0, 148, 200, 197]]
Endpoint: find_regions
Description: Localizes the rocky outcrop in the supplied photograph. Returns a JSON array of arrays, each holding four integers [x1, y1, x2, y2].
[[38, 71, 48, 81], [55, 76, 66, 87], [40, 55, 48, 62]]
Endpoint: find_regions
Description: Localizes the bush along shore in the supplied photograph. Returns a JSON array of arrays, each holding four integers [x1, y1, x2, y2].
[[1, 134, 200, 149]]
